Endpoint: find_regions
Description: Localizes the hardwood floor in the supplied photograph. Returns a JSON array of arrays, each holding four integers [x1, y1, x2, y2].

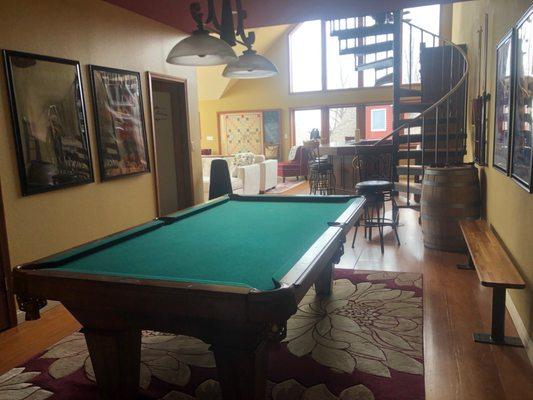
[[1, 182, 532, 400]]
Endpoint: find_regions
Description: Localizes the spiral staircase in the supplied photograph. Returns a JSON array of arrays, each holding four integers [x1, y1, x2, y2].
[[329, 10, 469, 208]]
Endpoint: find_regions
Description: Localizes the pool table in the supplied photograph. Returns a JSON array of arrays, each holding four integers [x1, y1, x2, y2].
[[14, 194, 365, 400]]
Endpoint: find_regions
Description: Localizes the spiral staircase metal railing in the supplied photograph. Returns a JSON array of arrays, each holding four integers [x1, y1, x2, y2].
[[329, 13, 469, 207]]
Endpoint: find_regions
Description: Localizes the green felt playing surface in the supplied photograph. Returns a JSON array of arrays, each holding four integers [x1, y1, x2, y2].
[[49, 197, 358, 290]]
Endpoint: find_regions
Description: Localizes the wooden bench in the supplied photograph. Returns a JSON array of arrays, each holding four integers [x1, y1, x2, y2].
[[459, 219, 526, 347]]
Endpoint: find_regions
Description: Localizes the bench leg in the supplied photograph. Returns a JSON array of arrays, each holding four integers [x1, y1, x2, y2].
[[473, 287, 523, 347], [457, 253, 475, 270]]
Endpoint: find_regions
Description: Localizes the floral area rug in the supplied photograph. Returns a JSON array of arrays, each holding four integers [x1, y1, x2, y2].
[[1, 270, 424, 400]]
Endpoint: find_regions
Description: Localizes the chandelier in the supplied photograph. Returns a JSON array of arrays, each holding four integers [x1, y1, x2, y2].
[[166, 0, 278, 79]]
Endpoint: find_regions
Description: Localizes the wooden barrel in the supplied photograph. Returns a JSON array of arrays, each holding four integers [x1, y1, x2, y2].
[[421, 165, 480, 252]]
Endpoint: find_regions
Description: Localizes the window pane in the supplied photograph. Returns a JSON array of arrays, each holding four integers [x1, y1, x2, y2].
[[365, 105, 393, 140], [294, 109, 322, 146], [326, 21, 358, 90], [329, 107, 357, 144], [289, 21, 322, 92], [371, 109, 387, 131], [361, 18, 394, 87], [403, 5, 441, 84]]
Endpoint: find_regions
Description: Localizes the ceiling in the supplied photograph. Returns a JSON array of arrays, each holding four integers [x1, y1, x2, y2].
[[104, 0, 464, 33]]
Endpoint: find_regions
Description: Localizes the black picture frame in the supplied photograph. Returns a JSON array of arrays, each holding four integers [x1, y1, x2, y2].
[[2, 50, 94, 196], [510, 5, 533, 192], [492, 30, 515, 174], [89, 65, 150, 181]]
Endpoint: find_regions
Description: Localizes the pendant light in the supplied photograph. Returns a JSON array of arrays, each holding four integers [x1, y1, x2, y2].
[[166, 3, 237, 66], [167, 1, 277, 79], [223, 48, 278, 79]]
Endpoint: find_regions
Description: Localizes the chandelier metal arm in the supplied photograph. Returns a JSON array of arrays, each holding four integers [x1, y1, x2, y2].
[[190, 3, 205, 30], [192, 0, 256, 50], [219, 0, 237, 45], [205, 0, 220, 30]]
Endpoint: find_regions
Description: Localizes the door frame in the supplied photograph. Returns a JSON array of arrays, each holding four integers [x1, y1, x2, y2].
[[0, 181, 16, 330], [147, 72, 195, 216]]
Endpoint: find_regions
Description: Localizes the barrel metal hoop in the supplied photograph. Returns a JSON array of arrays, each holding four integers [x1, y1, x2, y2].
[[420, 215, 479, 221], [424, 168, 476, 176], [420, 201, 481, 209], [422, 180, 478, 187]]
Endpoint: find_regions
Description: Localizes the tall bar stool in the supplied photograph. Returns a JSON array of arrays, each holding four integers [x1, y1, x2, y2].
[[306, 141, 336, 195], [351, 145, 400, 253], [208, 159, 233, 200]]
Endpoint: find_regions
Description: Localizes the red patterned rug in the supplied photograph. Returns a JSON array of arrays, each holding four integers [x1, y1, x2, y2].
[[1, 270, 424, 400]]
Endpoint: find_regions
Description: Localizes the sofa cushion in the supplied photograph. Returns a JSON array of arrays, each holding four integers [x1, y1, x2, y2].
[[232, 152, 255, 177], [288, 146, 298, 161]]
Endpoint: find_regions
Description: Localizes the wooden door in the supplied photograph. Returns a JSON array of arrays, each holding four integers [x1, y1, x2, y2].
[[148, 73, 194, 216]]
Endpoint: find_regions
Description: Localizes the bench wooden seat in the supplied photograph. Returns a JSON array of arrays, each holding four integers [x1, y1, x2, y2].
[[459, 220, 525, 347]]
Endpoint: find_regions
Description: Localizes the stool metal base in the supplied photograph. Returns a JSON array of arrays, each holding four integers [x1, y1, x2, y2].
[[457, 254, 475, 270], [473, 333, 523, 347]]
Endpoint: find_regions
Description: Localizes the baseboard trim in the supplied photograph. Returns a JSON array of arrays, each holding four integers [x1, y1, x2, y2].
[[16, 300, 60, 325], [506, 292, 533, 366]]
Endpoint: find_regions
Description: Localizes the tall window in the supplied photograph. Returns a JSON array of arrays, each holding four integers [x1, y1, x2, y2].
[[325, 20, 358, 90], [403, 5, 441, 84], [289, 5, 441, 92], [289, 20, 322, 92], [289, 20, 358, 93], [329, 107, 357, 144], [293, 109, 322, 146]]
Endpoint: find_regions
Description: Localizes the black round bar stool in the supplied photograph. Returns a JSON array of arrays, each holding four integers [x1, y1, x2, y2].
[[306, 142, 336, 195], [351, 145, 400, 253]]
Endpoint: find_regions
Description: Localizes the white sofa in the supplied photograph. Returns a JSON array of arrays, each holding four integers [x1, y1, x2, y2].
[[202, 155, 261, 201], [260, 159, 278, 193]]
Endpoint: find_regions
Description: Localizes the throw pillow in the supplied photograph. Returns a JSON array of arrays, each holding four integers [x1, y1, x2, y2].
[[264, 144, 279, 159], [288, 146, 298, 161], [232, 152, 256, 177]]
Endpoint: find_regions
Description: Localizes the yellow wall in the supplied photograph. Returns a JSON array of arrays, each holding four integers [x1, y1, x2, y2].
[[453, 0, 533, 344], [198, 27, 394, 160], [0, 0, 203, 267]]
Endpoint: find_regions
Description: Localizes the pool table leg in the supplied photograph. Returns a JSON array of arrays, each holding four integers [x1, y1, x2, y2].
[[83, 328, 141, 400], [212, 339, 268, 400], [315, 262, 334, 295]]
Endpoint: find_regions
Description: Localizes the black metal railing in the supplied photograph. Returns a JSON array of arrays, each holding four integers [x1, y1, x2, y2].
[[330, 16, 469, 207]]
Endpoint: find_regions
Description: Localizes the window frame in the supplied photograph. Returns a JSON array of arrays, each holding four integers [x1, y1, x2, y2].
[[289, 101, 393, 146]]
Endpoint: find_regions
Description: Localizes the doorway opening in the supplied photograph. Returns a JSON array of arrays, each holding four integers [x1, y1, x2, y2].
[[0, 183, 16, 331], [148, 73, 194, 216]]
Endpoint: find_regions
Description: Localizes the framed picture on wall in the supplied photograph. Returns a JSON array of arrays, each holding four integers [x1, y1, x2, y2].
[[218, 111, 264, 155], [2, 50, 94, 196], [492, 30, 515, 174], [262, 109, 281, 159], [89, 65, 149, 180], [510, 6, 533, 191]]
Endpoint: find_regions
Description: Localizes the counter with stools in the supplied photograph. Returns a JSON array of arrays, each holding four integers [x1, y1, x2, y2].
[[351, 145, 400, 253]]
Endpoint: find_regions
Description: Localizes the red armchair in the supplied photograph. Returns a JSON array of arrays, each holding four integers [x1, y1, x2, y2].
[[277, 146, 309, 182]]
